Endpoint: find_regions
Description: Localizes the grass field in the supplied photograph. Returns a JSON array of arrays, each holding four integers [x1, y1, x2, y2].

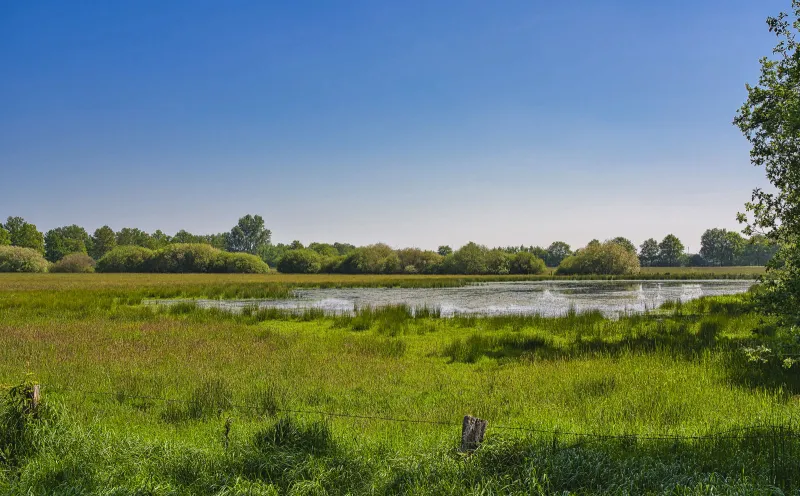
[[2, 272, 798, 495]]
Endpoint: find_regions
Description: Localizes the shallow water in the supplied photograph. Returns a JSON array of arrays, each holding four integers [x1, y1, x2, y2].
[[149, 280, 754, 317]]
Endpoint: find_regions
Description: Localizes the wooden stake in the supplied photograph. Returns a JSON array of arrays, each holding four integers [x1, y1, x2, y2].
[[28, 384, 40, 416], [461, 415, 487, 452]]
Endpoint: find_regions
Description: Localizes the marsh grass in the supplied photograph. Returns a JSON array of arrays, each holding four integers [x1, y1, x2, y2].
[[4, 273, 800, 494]]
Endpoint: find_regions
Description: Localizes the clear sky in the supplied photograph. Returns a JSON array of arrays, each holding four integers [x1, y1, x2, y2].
[[0, 1, 786, 251]]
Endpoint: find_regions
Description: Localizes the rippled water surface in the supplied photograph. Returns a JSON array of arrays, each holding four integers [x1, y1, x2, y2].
[[151, 280, 754, 317]]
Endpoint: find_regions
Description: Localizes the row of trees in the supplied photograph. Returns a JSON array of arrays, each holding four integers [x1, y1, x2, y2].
[[0, 214, 779, 274]]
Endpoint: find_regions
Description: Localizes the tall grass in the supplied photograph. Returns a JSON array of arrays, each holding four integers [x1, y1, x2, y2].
[[2, 274, 798, 494]]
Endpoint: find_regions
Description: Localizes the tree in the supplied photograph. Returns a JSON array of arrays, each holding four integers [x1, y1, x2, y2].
[[556, 241, 640, 275], [226, 215, 271, 254], [0, 227, 10, 246], [509, 251, 546, 274], [44, 225, 91, 262], [333, 242, 356, 256], [700, 228, 744, 266], [485, 249, 510, 275], [734, 1, 800, 320], [450, 242, 488, 274], [308, 242, 339, 258], [545, 242, 572, 267], [739, 234, 779, 265], [658, 234, 685, 267], [116, 227, 154, 248], [89, 226, 117, 259], [610, 237, 637, 254], [3, 216, 44, 253], [437, 245, 453, 257], [277, 249, 321, 273], [289, 240, 304, 250], [150, 230, 171, 249], [638, 238, 660, 267]]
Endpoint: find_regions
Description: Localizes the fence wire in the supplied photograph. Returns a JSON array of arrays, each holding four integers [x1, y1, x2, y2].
[[24, 384, 799, 442]]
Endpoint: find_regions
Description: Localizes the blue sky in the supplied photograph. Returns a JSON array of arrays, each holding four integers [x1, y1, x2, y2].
[[0, 1, 786, 251]]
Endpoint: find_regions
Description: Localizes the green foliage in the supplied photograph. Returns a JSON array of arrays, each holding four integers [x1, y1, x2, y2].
[[151, 243, 221, 273], [96, 246, 156, 273], [437, 245, 453, 256], [396, 248, 443, 274], [98, 244, 269, 274], [1, 379, 47, 468], [226, 214, 271, 254], [609, 237, 637, 254], [735, 1, 800, 323], [44, 225, 91, 263], [0, 246, 50, 273], [448, 242, 488, 274], [557, 241, 641, 275], [307, 242, 339, 258], [509, 251, 546, 274], [277, 249, 322, 274], [0, 227, 10, 246], [3, 216, 44, 254], [50, 253, 96, 273], [639, 238, 660, 267], [89, 226, 116, 259], [658, 234, 685, 267], [739, 234, 779, 266], [545, 241, 572, 267], [219, 252, 269, 274], [338, 244, 401, 274], [700, 228, 745, 266], [116, 227, 155, 249]]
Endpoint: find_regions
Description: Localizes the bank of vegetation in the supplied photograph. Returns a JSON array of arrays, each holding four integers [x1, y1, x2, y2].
[[0, 214, 779, 276]]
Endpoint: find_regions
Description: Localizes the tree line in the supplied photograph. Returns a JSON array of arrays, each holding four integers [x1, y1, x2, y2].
[[0, 214, 779, 274]]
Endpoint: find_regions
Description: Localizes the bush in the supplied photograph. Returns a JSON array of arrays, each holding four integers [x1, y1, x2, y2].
[[219, 252, 270, 274], [277, 249, 322, 273], [0, 246, 50, 273], [509, 252, 546, 274], [50, 253, 96, 273], [96, 246, 155, 273], [96, 244, 269, 274], [337, 244, 401, 274], [150, 243, 220, 273], [556, 241, 641, 275]]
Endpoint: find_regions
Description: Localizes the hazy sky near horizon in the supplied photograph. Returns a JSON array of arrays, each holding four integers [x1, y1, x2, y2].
[[0, 1, 786, 251]]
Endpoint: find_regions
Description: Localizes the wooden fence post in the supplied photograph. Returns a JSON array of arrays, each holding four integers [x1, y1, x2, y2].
[[461, 415, 487, 452], [28, 384, 41, 416]]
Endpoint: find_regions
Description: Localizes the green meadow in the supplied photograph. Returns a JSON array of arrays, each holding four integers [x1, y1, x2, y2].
[[2, 273, 799, 495]]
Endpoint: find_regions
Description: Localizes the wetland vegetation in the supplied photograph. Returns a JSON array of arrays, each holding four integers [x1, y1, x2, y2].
[[2, 274, 800, 494]]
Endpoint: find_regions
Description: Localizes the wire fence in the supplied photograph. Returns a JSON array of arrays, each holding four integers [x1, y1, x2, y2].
[[22, 384, 800, 443]]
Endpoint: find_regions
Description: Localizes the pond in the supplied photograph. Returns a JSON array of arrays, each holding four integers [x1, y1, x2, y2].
[[149, 280, 754, 317]]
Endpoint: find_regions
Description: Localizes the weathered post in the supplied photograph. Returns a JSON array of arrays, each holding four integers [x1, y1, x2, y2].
[[28, 384, 41, 416], [461, 415, 487, 452]]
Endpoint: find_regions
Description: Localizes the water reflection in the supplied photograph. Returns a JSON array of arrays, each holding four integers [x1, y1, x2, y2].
[[148, 280, 754, 318]]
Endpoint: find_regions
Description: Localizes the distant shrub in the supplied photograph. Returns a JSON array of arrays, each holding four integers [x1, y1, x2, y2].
[[337, 244, 401, 274], [219, 251, 269, 273], [96, 243, 268, 274], [50, 253, 96, 273], [277, 249, 322, 274], [96, 246, 155, 273], [486, 249, 511, 275], [150, 243, 220, 273], [509, 252, 546, 274], [556, 241, 640, 275], [0, 246, 50, 273]]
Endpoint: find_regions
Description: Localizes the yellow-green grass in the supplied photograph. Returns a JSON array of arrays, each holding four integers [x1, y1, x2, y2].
[[0, 275, 797, 494], [0, 266, 764, 293]]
